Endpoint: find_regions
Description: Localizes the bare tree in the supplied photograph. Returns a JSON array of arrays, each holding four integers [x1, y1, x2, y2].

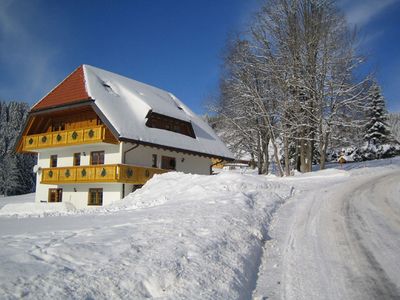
[[215, 0, 371, 174]]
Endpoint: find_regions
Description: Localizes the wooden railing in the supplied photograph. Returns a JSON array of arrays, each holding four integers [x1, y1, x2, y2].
[[41, 164, 167, 185], [22, 125, 117, 151]]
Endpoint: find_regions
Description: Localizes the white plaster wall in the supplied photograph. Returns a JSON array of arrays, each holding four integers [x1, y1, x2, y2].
[[61, 183, 122, 209], [37, 143, 121, 168], [122, 143, 212, 175]]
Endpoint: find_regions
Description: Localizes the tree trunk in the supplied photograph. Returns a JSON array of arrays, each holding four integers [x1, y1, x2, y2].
[[284, 134, 290, 176], [300, 138, 307, 173], [320, 131, 329, 170], [271, 137, 284, 177], [257, 132, 263, 175], [262, 136, 270, 174]]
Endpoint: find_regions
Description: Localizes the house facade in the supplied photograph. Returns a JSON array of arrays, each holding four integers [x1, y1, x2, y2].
[[16, 65, 233, 209]]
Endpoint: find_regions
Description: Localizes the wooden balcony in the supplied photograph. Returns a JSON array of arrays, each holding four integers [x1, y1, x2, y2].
[[22, 125, 117, 151], [41, 164, 167, 185]]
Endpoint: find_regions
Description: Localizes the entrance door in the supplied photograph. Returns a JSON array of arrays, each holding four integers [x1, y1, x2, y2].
[[48, 188, 62, 202]]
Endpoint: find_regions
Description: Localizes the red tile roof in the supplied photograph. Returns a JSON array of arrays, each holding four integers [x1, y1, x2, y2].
[[31, 65, 91, 111]]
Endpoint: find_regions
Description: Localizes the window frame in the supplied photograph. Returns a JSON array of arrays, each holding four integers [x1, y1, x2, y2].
[[50, 155, 58, 168], [90, 151, 105, 165], [152, 154, 158, 168], [88, 188, 103, 206], [73, 152, 81, 166], [161, 156, 176, 170]]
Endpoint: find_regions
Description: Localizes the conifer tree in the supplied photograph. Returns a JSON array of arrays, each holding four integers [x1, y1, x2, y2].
[[0, 101, 36, 196], [364, 83, 394, 146]]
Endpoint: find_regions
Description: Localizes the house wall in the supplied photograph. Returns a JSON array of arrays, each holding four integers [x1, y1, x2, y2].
[[60, 183, 122, 209], [122, 143, 212, 175], [34, 143, 121, 205], [34, 142, 213, 208], [36, 143, 121, 168]]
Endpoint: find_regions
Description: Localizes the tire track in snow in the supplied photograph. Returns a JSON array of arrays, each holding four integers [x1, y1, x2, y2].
[[253, 167, 400, 300], [341, 172, 400, 299]]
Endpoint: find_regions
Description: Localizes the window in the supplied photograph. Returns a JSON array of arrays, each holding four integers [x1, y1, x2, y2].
[[88, 188, 103, 206], [50, 155, 57, 167], [152, 154, 158, 168], [146, 112, 196, 138], [48, 188, 62, 202], [73, 153, 81, 166], [161, 156, 176, 170], [90, 151, 105, 165]]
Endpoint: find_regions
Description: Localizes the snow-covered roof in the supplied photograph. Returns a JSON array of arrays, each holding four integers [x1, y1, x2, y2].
[[50, 65, 232, 159]]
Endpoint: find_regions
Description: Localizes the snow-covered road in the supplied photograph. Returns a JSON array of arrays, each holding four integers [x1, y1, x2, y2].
[[254, 164, 400, 299]]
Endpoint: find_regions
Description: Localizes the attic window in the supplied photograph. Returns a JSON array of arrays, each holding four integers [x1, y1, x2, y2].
[[146, 112, 196, 138]]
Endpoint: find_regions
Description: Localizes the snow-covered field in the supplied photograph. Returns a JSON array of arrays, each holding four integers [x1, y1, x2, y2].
[[0, 172, 293, 299], [0, 158, 399, 299]]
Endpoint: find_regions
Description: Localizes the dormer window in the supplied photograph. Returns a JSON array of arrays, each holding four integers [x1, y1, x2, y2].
[[146, 112, 196, 138]]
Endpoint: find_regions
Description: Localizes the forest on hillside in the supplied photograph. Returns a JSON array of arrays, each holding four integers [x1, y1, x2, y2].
[[0, 101, 36, 196]]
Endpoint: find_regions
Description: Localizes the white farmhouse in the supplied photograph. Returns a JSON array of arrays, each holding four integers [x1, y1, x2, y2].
[[16, 65, 233, 209]]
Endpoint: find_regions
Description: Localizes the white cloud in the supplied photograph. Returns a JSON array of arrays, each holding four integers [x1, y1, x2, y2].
[[0, 0, 60, 103], [339, 0, 399, 26]]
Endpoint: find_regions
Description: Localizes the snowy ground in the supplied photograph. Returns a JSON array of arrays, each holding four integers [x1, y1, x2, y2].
[[0, 158, 399, 299], [0, 172, 293, 299]]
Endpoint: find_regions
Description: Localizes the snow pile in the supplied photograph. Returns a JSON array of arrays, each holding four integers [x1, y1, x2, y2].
[[0, 172, 293, 299], [291, 168, 350, 179], [0, 201, 76, 217], [0, 193, 35, 209]]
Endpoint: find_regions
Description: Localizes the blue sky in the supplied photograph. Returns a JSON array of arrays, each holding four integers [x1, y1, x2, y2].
[[0, 0, 399, 113]]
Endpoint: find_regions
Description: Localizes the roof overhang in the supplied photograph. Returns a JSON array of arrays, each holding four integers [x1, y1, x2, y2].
[[119, 137, 235, 161]]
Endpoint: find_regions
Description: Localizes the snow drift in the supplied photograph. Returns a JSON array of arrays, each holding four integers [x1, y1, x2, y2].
[[0, 172, 293, 299]]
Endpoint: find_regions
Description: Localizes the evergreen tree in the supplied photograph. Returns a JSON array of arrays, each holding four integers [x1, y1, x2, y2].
[[364, 83, 394, 146], [0, 101, 36, 196], [388, 113, 400, 143]]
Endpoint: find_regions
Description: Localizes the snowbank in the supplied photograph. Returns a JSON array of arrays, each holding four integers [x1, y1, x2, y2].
[[0, 202, 76, 217], [0, 193, 35, 209], [0, 172, 293, 299]]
